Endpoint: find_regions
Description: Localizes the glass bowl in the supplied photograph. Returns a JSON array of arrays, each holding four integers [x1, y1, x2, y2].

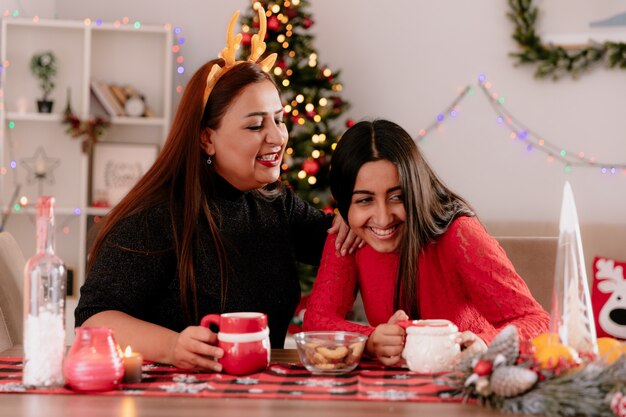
[[294, 331, 368, 374]]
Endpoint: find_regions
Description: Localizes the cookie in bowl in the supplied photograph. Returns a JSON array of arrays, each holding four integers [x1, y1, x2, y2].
[[294, 331, 367, 374]]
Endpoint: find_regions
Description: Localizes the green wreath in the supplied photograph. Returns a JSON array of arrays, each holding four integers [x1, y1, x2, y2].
[[509, 0, 626, 79]]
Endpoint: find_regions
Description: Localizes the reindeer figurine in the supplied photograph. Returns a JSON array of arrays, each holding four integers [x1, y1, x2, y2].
[[595, 258, 626, 339]]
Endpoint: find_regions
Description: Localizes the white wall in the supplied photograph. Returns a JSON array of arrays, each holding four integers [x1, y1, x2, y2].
[[0, 0, 55, 18], [5, 0, 626, 231]]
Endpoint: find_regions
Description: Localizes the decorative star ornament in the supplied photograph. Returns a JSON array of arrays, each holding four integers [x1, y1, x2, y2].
[[20, 146, 61, 185]]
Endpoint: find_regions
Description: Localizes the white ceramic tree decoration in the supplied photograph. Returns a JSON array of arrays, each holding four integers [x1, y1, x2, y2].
[[549, 182, 598, 356]]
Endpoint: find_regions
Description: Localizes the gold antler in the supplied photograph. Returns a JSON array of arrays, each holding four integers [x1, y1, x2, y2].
[[249, 7, 267, 62], [220, 10, 242, 66], [202, 7, 278, 110]]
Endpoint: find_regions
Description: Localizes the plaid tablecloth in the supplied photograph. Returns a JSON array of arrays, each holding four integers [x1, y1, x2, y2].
[[0, 357, 464, 402]]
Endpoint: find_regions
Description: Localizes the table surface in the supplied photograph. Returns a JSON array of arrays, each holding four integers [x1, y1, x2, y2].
[[0, 346, 509, 417]]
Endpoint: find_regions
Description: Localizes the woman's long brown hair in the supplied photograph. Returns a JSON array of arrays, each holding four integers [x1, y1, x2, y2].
[[329, 120, 475, 319], [87, 60, 276, 324]]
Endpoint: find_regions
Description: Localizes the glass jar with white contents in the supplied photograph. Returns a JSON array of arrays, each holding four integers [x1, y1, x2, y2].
[[23, 196, 66, 388]]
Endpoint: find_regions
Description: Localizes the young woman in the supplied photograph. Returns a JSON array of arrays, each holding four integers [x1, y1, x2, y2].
[[75, 9, 356, 371], [303, 119, 550, 366]]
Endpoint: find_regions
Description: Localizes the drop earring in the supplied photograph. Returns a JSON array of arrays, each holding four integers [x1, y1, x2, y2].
[[207, 155, 212, 165]]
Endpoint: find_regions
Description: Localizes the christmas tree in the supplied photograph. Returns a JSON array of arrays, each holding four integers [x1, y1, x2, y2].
[[239, 0, 351, 291]]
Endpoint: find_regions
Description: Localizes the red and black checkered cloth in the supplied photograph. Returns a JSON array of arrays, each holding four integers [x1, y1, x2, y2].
[[0, 357, 465, 402]]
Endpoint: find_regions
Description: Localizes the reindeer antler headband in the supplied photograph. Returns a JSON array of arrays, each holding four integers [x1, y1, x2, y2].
[[202, 6, 278, 111]]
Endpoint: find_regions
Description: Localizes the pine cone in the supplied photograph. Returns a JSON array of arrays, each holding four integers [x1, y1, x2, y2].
[[483, 325, 519, 365], [490, 365, 538, 397]]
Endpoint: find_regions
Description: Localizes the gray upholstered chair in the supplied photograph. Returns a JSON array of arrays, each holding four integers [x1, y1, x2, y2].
[[496, 236, 558, 311], [0, 231, 26, 350]]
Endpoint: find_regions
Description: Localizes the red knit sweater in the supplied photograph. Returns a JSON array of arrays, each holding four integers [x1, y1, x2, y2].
[[303, 216, 550, 343]]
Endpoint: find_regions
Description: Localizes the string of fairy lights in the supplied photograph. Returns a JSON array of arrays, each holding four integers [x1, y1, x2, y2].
[[0, 10, 188, 234], [1, 6, 624, 235], [417, 74, 626, 175]]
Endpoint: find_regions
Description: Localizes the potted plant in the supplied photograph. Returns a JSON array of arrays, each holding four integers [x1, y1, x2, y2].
[[30, 51, 58, 113]]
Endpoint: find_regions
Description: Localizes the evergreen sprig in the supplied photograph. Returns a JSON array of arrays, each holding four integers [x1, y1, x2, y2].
[[448, 356, 626, 417], [487, 357, 626, 417], [508, 0, 626, 79], [442, 325, 626, 417]]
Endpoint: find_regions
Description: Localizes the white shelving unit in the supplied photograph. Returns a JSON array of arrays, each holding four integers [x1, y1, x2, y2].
[[0, 17, 173, 338]]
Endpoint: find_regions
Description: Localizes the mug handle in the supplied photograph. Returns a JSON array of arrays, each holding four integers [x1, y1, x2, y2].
[[200, 314, 221, 330]]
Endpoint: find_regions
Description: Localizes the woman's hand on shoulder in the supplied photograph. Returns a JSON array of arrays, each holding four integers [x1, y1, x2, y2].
[[327, 213, 363, 256], [168, 326, 224, 371]]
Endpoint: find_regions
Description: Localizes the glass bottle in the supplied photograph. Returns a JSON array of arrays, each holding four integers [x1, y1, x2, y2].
[[23, 196, 66, 388]]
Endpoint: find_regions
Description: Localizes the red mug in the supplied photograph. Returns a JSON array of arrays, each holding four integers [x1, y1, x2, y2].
[[200, 312, 270, 375]]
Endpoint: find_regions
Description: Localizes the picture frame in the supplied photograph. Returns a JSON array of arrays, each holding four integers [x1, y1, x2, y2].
[[91, 142, 158, 207]]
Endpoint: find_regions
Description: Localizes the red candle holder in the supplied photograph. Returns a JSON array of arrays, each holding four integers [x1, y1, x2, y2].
[[63, 327, 125, 392]]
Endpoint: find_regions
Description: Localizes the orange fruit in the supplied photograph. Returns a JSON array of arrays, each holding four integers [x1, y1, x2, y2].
[[533, 342, 576, 369], [597, 337, 623, 364], [531, 332, 560, 351]]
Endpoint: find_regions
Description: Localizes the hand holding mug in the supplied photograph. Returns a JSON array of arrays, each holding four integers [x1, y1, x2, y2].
[[200, 312, 270, 375], [168, 325, 224, 372], [366, 310, 408, 366], [399, 319, 462, 373]]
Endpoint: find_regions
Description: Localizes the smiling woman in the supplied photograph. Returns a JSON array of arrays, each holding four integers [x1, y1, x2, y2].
[[347, 160, 406, 254], [73, 7, 354, 373], [200, 79, 288, 191], [303, 119, 550, 366]]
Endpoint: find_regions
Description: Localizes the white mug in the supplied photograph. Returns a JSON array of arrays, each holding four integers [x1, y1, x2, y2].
[[400, 319, 461, 373]]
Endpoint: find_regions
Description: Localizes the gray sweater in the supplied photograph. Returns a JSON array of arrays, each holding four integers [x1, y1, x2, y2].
[[75, 178, 332, 348]]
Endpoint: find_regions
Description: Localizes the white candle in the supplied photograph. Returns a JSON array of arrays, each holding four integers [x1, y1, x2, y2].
[[122, 345, 143, 383]]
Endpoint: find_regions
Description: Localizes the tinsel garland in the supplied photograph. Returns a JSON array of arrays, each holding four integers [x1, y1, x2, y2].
[[508, 0, 626, 79]]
